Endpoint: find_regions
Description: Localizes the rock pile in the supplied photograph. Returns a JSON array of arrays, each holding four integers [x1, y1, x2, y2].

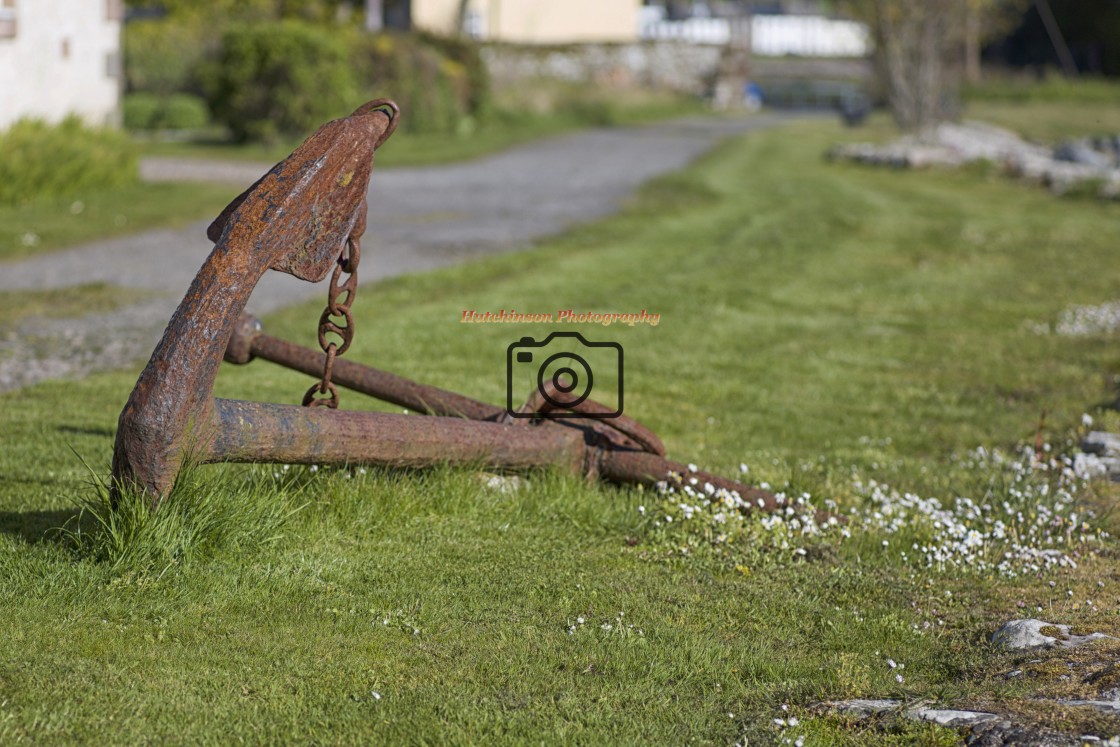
[[830, 121, 1120, 198]]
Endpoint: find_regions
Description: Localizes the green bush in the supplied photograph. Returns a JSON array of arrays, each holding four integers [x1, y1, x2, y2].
[[123, 92, 162, 130], [353, 32, 479, 136], [161, 94, 211, 130], [0, 117, 138, 205], [129, 16, 494, 144], [124, 93, 211, 131], [124, 19, 210, 96], [418, 32, 492, 124], [201, 21, 359, 143]]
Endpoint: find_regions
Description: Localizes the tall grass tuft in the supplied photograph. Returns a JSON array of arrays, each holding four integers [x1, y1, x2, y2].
[[63, 463, 308, 575]]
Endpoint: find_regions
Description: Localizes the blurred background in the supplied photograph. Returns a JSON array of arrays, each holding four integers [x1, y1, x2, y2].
[[1, 0, 1116, 178]]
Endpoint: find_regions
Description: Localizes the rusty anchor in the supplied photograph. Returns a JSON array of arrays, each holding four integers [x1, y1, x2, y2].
[[111, 99, 780, 515]]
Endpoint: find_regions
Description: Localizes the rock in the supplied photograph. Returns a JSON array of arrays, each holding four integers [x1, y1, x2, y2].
[[967, 720, 1084, 747], [1058, 699, 1120, 714], [824, 698, 899, 717], [822, 700, 1002, 728], [1055, 141, 1115, 170], [1080, 433, 1120, 482], [476, 473, 525, 495], [991, 619, 1114, 650], [820, 698, 1114, 744], [992, 619, 1063, 649], [912, 708, 1001, 727], [1083, 432, 1120, 458]]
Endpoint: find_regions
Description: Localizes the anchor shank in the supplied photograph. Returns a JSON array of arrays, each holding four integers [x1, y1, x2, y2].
[[206, 399, 588, 474]]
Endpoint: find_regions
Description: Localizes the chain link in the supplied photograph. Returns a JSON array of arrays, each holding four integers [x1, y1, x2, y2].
[[303, 208, 365, 409]]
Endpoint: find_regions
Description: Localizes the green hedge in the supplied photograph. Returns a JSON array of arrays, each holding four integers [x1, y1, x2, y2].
[[126, 18, 492, 144], [201, 21, 360, 143], [409, 32, 492, 129], [0, 117, 138, 205], [354, 32, 471, 135], [201, 24, 493, 142], [124, 18, 210, 96], [124, 93, 211, 131]]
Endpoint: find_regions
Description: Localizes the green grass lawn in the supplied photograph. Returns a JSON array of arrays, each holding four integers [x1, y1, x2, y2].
[[2, 119, 1120, 744], [0, 182, 240, 262], [0, 283, 159, 325], [963, 100, 1120, 143], [962, 75, 1120, 142]]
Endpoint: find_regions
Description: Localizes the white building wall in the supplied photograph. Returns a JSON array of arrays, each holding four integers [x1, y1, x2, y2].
[[640, 9, 870, 58], [0, 0, 122, 130], [751, 14, 868, 58], [415, 0, 640, 43]]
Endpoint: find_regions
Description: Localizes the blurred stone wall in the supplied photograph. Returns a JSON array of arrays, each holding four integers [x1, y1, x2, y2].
[[481, 41, 873, 97], [481, 41, 723, 94]]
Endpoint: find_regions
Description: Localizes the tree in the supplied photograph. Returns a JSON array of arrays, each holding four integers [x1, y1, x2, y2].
[[842, 0, 1025, 131], [853, 0, 960, 131], [963, 0, 1033, 83]]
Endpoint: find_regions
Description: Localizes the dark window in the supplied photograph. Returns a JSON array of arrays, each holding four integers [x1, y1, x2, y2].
[[0, 0, 17, 40], [383, 0, 410, 30], [106, 50, 121, 78]]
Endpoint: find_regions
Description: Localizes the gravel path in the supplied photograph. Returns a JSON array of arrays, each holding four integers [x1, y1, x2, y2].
[[0, 113, 789, 392]]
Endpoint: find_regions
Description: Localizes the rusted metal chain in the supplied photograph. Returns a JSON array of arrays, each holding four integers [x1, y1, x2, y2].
[[303, 224, 363, 409]]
